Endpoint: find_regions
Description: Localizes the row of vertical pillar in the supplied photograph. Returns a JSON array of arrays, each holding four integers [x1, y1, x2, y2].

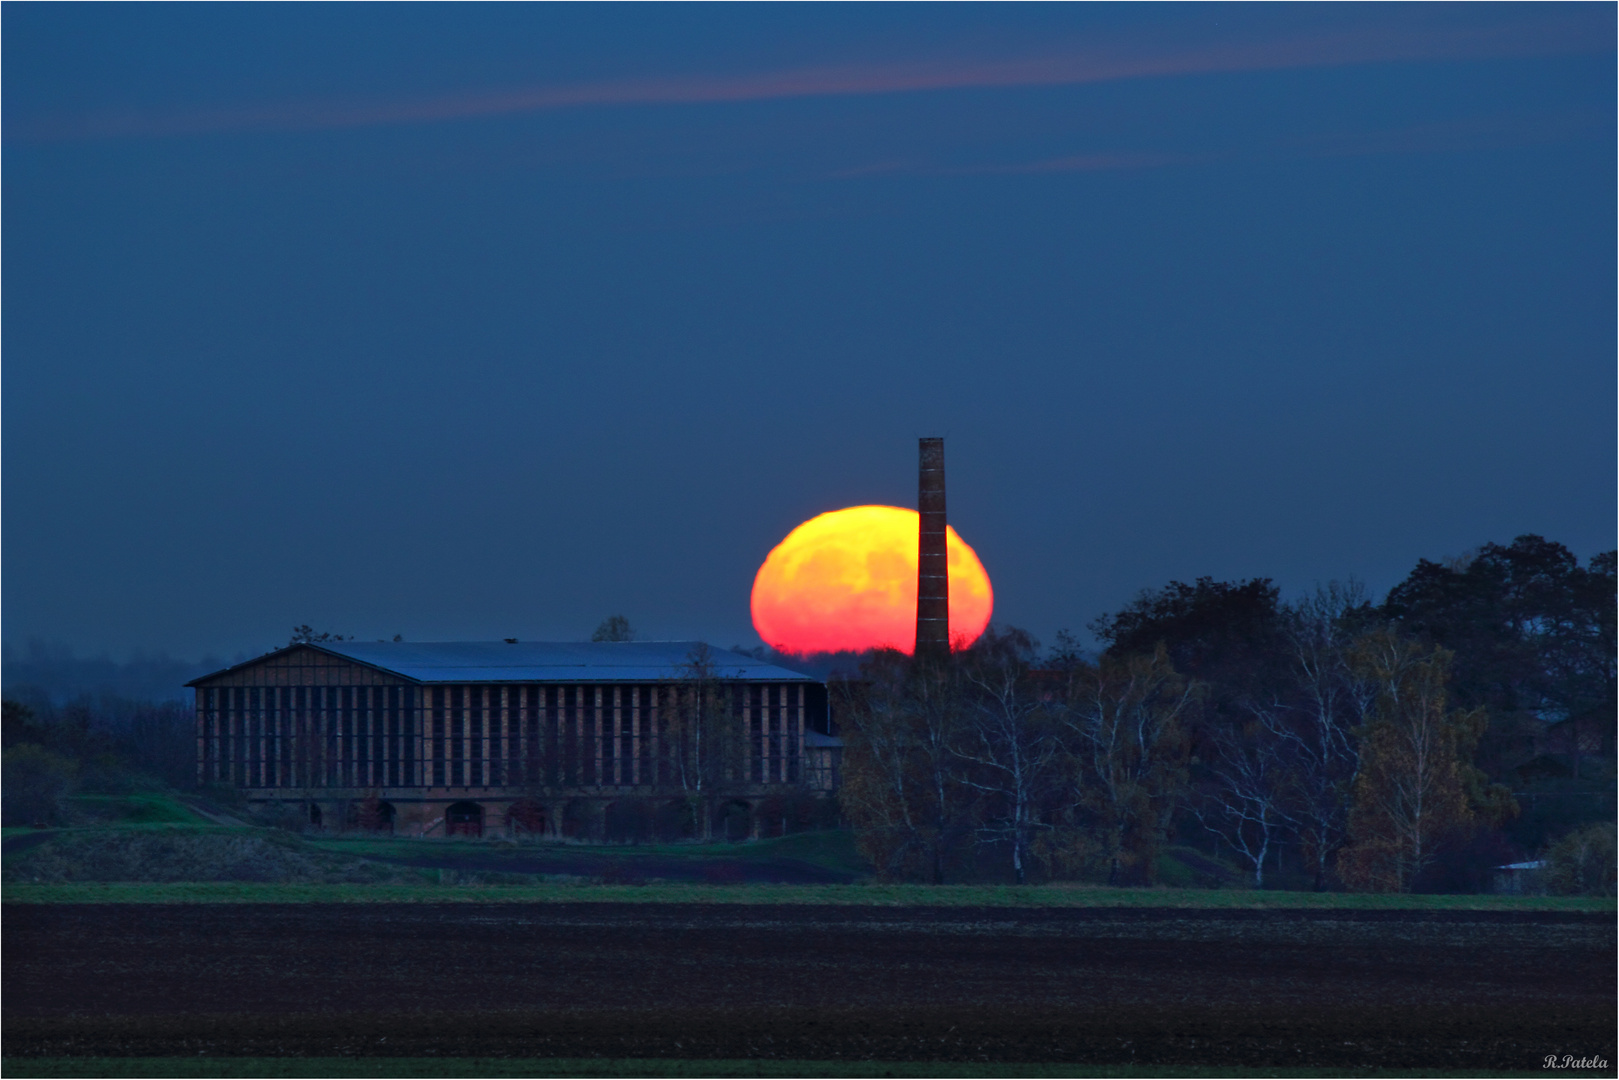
[[195, 684, 413, 790], [197, 681, 809, 790]]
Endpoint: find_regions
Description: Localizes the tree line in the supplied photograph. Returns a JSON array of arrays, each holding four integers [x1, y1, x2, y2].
[[1, 694, 195, 825], [835, 535, 1615, 892]]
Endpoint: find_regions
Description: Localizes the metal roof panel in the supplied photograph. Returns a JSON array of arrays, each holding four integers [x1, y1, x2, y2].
[[189, 641, 817, 686]]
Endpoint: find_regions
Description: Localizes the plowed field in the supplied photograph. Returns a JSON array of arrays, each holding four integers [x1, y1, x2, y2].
[[3, 904, 1613, 1070]]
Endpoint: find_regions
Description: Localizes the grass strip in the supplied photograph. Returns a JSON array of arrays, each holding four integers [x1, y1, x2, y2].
[[3, 881, 1612, 910], [0, 1059, 1579, 1079]]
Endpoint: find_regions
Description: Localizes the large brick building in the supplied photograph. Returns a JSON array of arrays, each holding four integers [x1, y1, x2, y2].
[[189, 640, 835, 839]]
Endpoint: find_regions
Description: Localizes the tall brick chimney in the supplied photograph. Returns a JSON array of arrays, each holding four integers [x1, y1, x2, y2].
[[916, 437, 949, 658]]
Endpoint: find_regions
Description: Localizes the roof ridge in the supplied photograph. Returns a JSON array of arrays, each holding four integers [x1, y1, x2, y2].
[[188, 639, 819, 687]]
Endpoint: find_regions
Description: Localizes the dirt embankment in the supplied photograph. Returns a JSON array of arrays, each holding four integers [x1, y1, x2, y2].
[[4, 903, 1613, 1068], [1, 830, 416, 885], [2, 830, 858, 885]]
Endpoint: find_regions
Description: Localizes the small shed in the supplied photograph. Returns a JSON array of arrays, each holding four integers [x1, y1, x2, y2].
[[1492, 860, 1546, 895]]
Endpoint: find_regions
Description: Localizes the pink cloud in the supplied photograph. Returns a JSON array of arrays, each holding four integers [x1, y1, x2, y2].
[[10, 14, 1609, 142]]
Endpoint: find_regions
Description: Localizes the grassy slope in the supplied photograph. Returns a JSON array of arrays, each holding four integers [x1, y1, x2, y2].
[[4, 879, 1611, 909], [0, 1059, 1573, 1079], [4, 812, 1609, 910], [66, 792, 214, 825], [303, 828, 870, 872], [3, 822, 868, 888]]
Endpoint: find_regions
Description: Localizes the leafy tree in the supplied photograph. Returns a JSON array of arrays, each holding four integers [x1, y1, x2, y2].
[[1090, 578, 1293, 877], [1045, 629, 1087, 671], [1063, 646, 1199, 885], [2, 743, 78, 825], [1337, 630, 1510, 892], [1383, 536, 1616, 781], [124, 701, 197, 789], [592, 616, 635, 643], [835, 649, 974, 883], [3, 695, 193, 799], [2, 699, 49, 749], [1091, 577, 1288, 718], [1544, 822, 1616, 897], [288, 625, 351, 645]]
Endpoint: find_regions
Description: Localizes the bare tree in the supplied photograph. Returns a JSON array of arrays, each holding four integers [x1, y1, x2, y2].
[[664, 644, 742, 841], [1064, 646, 1198, 886], [907, 656, 977, 883], [1195, 717, 1295, 888], [289, 625, 351, 645], [1270, 581, 1376, 889], [956, 629, 1062, 886], [592, 616, 634, 642], [835, 650, 973, 882]]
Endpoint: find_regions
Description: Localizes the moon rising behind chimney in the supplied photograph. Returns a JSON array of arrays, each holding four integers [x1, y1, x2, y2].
[[750, 505, 993, 655]]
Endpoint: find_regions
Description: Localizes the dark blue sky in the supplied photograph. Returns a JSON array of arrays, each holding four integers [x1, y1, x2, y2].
[[4, 3, 1614, 661]]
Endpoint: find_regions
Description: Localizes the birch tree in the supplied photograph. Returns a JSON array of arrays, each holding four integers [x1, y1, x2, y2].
[[836, 649, 972, 882], [955, 629, 1060, 885], [1337, 630, 1491, 891], [1195, 716, 1294, 888], [665, 644, 742, 841], [1065, 646, 1198, 885], [1271, 582, 1376, 889]]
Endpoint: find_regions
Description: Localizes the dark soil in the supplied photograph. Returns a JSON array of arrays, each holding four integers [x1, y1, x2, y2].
[[1, 832, 59, 857], [3, 904, 1613, 1069]]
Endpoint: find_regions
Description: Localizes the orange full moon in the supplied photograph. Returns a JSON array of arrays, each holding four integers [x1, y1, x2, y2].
[[750, 505, 993, 655]]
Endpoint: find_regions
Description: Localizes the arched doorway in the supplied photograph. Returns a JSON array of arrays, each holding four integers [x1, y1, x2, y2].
[[446, 801, 484, 838], [561, 799, 592, 840], [755, 794, 788, 839], [506, 798, 546, 837], [605, 798, 651, 844], [352, 795, 396, 833], [655, 798, 695, 842], [308, 803, 323, 828], [718, 799, 752, 842]]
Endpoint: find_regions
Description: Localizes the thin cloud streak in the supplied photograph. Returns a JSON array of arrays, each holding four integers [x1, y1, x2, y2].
[[836, 111, 1604, 182], [943, 151, 1210, 176], [10, 14, 1610, 142]]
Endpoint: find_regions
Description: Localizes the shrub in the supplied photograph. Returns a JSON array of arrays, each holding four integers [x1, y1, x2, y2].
[[1411, 825, 1522, 894], [2, 744, 78, 825], [1544, 822, 1617, 897], [1, 827, 419, 884]]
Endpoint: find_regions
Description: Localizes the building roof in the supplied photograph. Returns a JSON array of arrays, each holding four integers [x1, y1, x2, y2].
[[188, 640, 819, 687]]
